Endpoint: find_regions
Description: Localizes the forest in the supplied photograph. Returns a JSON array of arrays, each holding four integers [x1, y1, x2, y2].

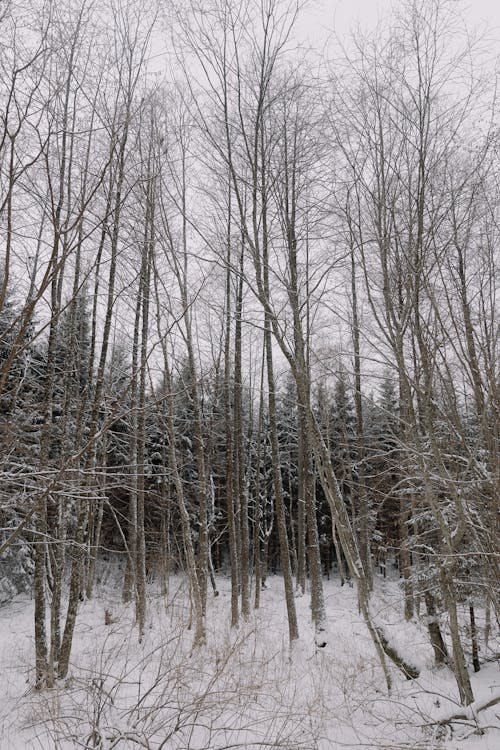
[[0, 0, 498, 748]]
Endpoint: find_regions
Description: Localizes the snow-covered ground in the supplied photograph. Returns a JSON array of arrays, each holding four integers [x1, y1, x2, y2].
[[1, 568, 498, 749]]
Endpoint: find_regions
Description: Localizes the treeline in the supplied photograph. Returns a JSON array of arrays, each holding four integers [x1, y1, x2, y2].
[[0, 0, 498, 708]]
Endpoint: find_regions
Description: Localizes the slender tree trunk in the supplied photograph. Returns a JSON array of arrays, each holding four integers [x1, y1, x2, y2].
[[288, 466, 298, 580], [223, 186, 239, 628], [234, 245, 250, 619], [296, 428, 306, 595], [264, 316, 299, 643], [164, 362, 206, 648], [135, 173, 153, 640], [439, 568, 474, 705], [485, 596, 491, 647], [399, 502, 414, 621], [253, 353, 266, 609], [48, 496, 65, 683], [85, 496, 103, 600], [151, 242, 206, 646], [298, 402, 326, 629], [34, 499, 48, 688], [122, 279, 140, 605], [350, 242, 372, 589], [469, 603, 480, 673], [57, 499, 86, 679], [398, 380, 415, 621]]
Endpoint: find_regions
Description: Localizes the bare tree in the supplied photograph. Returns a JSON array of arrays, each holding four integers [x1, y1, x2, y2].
[[330, 0, 499, 704]]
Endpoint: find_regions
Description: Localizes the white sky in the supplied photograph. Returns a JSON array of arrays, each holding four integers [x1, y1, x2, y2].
[[150, 1, 500, 78], [296, 0, 500, 48]]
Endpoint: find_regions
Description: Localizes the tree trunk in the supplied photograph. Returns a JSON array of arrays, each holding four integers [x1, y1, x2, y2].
[[58, 500, 86, 679], [424, 590, 449, 666], [34, 500, 48, 689], [440, 568, 474, 705], [223, 187, 239, 628], [349, 241, 372, 589], [234, 245, 250, 619], [470, 603, 480, 673], [264, 317, 299, 644]]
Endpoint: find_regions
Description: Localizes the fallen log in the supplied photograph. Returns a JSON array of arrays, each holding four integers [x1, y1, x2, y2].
[[375, 627, 420, 680]]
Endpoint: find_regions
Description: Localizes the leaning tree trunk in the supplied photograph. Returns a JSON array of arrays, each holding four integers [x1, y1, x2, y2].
[[264, 317, 299, 644], [349, 239, 372, 589], [259, 134, 298, 643]]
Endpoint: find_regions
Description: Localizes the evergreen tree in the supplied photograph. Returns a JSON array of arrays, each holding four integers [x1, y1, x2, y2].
[[0, 280, 40, 601]]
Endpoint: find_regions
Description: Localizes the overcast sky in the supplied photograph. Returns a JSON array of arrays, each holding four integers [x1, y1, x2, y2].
[[297, 0, 500, 48]]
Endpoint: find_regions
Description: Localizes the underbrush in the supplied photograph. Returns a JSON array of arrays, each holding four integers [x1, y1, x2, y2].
[[1, 572, 498, 749]]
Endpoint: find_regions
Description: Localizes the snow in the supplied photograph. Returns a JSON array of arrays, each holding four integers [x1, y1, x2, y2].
[[0, 568, 498, 749]]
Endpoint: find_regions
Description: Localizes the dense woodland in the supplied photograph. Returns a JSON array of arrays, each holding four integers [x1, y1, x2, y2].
[[0, 0, 498, 717]]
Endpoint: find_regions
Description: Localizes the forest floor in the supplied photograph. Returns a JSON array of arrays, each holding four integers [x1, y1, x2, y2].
[[0, 566, 498, 749]]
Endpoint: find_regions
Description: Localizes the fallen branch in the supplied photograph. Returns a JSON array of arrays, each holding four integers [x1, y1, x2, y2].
[[437, 692, 500, 725], [428, 690, 500, 739]]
